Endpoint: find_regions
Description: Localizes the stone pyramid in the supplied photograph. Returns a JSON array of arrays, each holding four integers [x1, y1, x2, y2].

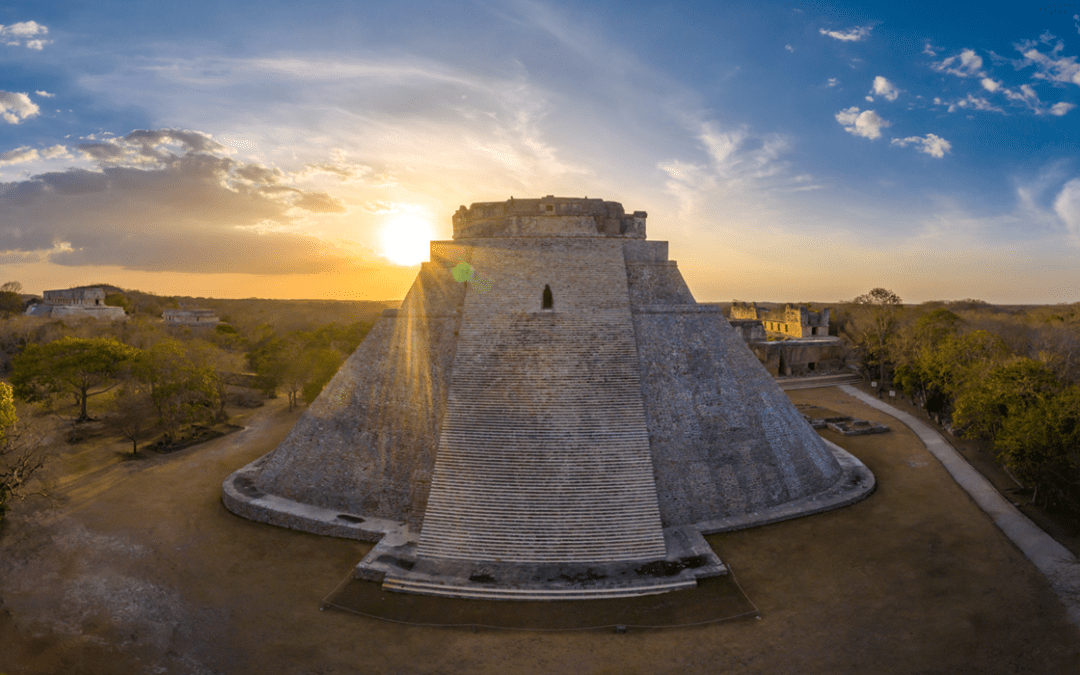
[[223, 196, 874, 600]]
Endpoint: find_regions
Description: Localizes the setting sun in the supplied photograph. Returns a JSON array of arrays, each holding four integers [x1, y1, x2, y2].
[[380, 214, 434, 266]]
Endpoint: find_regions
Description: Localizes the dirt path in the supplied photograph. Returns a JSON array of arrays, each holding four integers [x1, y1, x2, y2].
[[2, 388, 1079, 674]]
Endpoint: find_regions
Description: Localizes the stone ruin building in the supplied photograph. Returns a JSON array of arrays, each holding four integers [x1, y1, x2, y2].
[[728, 301, 845, 377], [729, 301, 830, 338], [223, 196, 874, 601], [25, 287, 126, 321], [163, 307, 220, 327]]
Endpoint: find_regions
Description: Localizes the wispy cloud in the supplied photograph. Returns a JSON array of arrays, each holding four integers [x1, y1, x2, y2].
[[34, 90, 55, 98], [891, 134, 952, 158], [0, 91, 40, 124], [946, 94, 1004, 114], [1049, 102, 1076, 116], [1056, 178, 1080, 241], [819, 26, 872, 42], [0, 21, 50, 50], [827, 77, 839, 88], [1015, 35, 1080, 87], [835, 107, 889, 139], [931, 49, 985, 78]]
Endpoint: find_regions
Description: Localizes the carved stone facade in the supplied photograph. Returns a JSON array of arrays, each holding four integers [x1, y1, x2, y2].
[[25, 287, 126, 321], [730, 301, 830, 338], [163, 308, 220, 327]]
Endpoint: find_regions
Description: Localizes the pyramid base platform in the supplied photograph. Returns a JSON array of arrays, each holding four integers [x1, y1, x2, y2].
[[354, 525, 725, 601]]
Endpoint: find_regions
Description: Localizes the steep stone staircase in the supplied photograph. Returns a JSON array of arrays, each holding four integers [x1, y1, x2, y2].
[[413, 240, 667, 568]]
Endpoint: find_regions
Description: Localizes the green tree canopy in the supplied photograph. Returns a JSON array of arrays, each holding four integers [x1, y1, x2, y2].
[[994, 385, 1080, 509], [952, 357, 1062, 440], [134, 338, 225, 441], [10, 336, 139, 421]]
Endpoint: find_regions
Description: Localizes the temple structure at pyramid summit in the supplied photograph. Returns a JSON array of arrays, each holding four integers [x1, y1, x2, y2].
[[223, 196, 875, 600]]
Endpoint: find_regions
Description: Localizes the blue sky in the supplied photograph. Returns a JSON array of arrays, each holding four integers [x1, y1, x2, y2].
[[1, 0, 1078, 302]]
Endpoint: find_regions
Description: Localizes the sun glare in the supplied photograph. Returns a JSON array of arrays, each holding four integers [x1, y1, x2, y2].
[[380, 214, 434, 266]]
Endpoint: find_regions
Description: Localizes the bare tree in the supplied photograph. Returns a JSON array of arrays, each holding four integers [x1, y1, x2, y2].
[[850, 288, 904, 385], [1, 383, 46, 520]]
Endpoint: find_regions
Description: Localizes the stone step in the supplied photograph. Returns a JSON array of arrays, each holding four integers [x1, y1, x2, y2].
[[380, 577, 696, 601]]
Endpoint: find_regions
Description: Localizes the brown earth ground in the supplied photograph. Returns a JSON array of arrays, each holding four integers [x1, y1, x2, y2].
[[1, 387, 1079, 675]]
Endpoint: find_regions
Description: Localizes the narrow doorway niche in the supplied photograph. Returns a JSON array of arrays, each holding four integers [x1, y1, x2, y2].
[[542, 285, 554, 310]]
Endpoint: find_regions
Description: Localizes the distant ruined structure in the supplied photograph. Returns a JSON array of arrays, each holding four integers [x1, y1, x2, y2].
[[25, 287, 126, 321], [728, 301, 845, 377], [163, 308, 220, 327], [223, 196, 874, 601], [730, 301, 830, 338]]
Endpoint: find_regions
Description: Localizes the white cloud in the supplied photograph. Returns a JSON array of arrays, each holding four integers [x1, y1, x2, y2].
[[835, 107, 889, 139], [932, 49, 985, 78], [865, 95, 873, 102], [827, 77, 839, 87], [1019, 44, 1080, 86], [0, 21, 50, 49], [0, 146, 38, 166], [1050, 102, 1076, 116], [872, 76, 900, 101], [0, 91, 40, 123], [0, 144, 70, 166], [1003, 83, 1039, 105], [923, 43, 937, 57], [1054, 178, 1080, 240], [946, 94, 1004, 113], [34, 90, 55, 98], [981, 78, 1000, 92], [785, 44, 794, 53], [819, 26, 872, 42], [891, 134, 952, 158], [995, 83, 1069, 115]]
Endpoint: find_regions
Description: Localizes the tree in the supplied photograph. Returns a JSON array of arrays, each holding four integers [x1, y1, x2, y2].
[[301, 347, 345, 404], [0, 382, 45, 520], [134, 338, 224, 442], [0, 281, 22, 293], [10, 336, 139, 421], [952, 358, 1061, 440], [0, 290, 22, 315], [104, 292, 132, 314], [994, 385, 1080, 509], [107, 383, 158, 455], [848, 288, 904, 384]]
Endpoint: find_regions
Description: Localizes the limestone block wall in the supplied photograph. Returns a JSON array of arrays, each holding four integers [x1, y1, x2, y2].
[[625, 262, 696, 307], [254, 265, 464, 527], [729, 302, 761, 321], [631, 306, 843, 526], [46, 305, 127, 321], [728, 319, 766, 342]]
